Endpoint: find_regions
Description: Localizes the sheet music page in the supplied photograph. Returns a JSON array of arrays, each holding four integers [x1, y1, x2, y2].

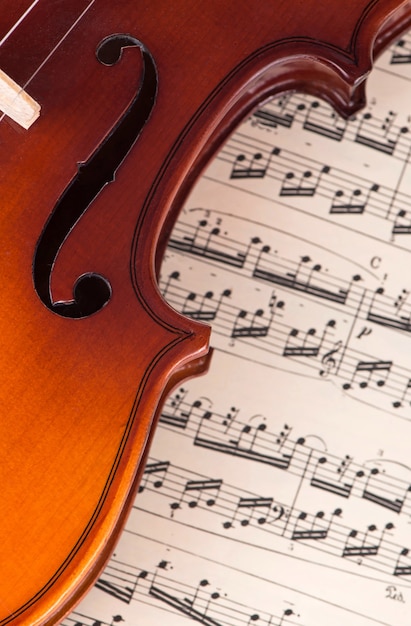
[[63, 34, 411, 626]]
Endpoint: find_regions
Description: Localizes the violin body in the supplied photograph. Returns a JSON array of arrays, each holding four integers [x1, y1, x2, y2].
[[0, 1, 410, 623]]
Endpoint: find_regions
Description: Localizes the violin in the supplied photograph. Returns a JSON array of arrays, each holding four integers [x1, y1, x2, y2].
[[1, 1, 410, 624]]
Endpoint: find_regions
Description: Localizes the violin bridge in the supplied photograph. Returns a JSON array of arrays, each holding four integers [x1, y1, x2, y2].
[[0, 68, 40, 129]]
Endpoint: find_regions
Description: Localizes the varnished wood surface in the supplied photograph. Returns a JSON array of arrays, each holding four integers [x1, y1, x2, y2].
[[0, 1, 410, 624]]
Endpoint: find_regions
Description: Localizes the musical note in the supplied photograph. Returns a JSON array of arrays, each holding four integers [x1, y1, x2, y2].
[[367, 287, 411, 332], [63, 613, 125, 626], [278, 608, 294, 626], [193, 411, 300, 471], [162, 269, 181, 298], [394, 548, 411, 577], [310, 456, 353, 498], [232, 309, 271, 339], [231, 295, 281, 339], [182, 290, 219, 321], [216, 131, 411, 249], [343, 360, 393, 390], [302, 100, 346, 141], [134, 456, 411, 581], [93, 552, 309, 626], [149, 577, 223, 626], [183, 479, 223, 508], [361, 467, 408, 514], [279, 165, 330, 197], [330, 183, 379, 215], [393, 378, 411, 409], [283, 327, 320, 357], [230, 148, 280, 179], [161, 387, 411, 526], [138, 461, 170, 493], [342, 523, 394, 559], [169, 476, 223, 516], [390, 35, 411, 64], [95, 563, 148, 605], [291, 508, 341, 542], [283, 320, 336, 359], [223, 496, 275, 529], [169, 218, 248, 268], [354, 111, 408, 155], [252, 252, 349, 305], [252, 94, 297, 129], [392, 209, 411, 236], [160, 387, 193, 429]]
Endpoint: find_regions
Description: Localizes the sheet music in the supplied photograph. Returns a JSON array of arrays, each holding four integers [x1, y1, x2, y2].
[[64, 34, 411, 626]]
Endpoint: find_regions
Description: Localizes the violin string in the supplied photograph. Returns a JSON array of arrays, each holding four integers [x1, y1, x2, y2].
[[0, 0, 42, 47], [0, 0, 97, 125], [21, 0, 97, 90]]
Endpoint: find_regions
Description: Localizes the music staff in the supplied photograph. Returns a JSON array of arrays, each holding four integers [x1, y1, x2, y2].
[[249, 93, 410, 162], [160, 267, 411, 415], [61, 613, 125, 626], [169, 214, 411, 332], [214, 133, 411, 244], [135, 457, 411, 581], [390, 32, 411, 65], [160, 387, 411, 520], [95, 556, 301, 626]]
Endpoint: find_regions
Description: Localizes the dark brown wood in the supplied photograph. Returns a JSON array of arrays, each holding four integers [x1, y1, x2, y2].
[[0, 1, 410, 624]]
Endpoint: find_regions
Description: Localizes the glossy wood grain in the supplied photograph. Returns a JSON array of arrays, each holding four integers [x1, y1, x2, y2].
[[0, 1, 410, 623]]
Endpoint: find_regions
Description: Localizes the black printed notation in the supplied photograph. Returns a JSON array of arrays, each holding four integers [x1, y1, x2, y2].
[[335, 351, 411, 413], [96, 556, 300, 626], [310, 456, 411, 515], [249, 91, 410, 161], [182, 290, 232, 322], [291, 509, 342, 541], [136, 457, 411, 581], [283, 320, 338, 358], [138, 461, 170, 493], [341, 523, 394, 559], [62, 612, 124, 626], [231, 294, 283, 340], [366, 287, 411, 333], [232, 151, 331, 200], [253, 250, 352, 306], [162, 270, 285, 346], [161, 269, 411, 413], [169, 218, 249, 268], [392, 209, 411, 236], [195, 417, 304, 472], [160, 387, 411, 518], [338, 353, 411, 411], [289, 511, 409, 579], [394, 548, 411, 577], [216, 133, 411, 241], [162, 270, 341, 363], [390, 33, 411, 65], [169, 215, 411, 343], [97, 558, 223, 624], [169, 218, 354, 306], [342, 360, 393, 391]]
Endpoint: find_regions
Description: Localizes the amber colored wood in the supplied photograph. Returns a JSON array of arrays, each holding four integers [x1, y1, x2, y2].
[[0, 1, 410, 624]]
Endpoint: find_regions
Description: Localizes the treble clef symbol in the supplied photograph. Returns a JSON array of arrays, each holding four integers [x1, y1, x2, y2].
[[319, 340, 343, 377], [33, 34, 158, 318]]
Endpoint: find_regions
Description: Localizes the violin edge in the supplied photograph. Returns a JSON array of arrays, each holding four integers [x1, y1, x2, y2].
[[6, 1, 411, 623], [154, 0, 411, 285]]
